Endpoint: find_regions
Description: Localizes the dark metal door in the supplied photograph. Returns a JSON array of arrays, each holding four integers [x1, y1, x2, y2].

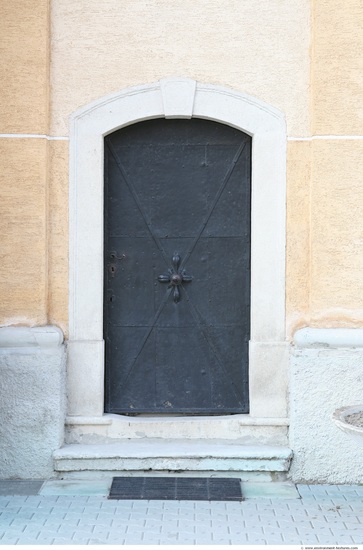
[[104, 119, 251, 414]]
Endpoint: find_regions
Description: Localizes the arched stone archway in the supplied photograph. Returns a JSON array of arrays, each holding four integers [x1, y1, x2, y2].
[[67, 78, 288, 441]]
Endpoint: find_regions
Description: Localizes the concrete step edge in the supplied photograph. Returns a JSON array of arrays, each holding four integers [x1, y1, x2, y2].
[[54, 442, 293, 460], [53, 442, 293, 473]]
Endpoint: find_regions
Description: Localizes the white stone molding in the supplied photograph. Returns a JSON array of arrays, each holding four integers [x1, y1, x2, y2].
[[0, 326, 64, 353], [0, 134, 69, 140], [65, 415, 289, 427], [160, 77, 196, 118], [68, 77, 287, 426], [288, 135, 363, 141], [294, 327, 363, 348]]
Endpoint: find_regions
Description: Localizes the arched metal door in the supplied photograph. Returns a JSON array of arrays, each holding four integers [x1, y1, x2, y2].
[[104, 119, 251, 414]]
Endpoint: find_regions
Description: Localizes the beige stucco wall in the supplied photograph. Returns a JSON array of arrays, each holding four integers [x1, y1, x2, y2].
[[50, 0, 311, 137], [0, 0, 50, 134], [285, 141, 311, 336], [0, 139, 48, 325], [313, 0, 363, 135], [286, 138, 363, 335], [305, 0, 363, 333], [48, 141, 69, 333], [286, 0, 363, 335], [1, 0, 363, 338], [0, 136, 69, 332], [310, 140, 363, 326], [0, 0, 50, 326]]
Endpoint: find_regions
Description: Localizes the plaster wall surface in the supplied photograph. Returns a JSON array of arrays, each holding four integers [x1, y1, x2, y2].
[[286, 138, 363, 336], [313, 0, 363, 135], [289, 346, 363, 484], [285, 141, 311, 337], [310, 140, 363, 327], [50, 0, 310, 137], [0, 0, 50, 327], [0, 328, 66, 479], [48, 141, 69, 334], [0, 139, 48, 325], [0, 0, 49, 134]]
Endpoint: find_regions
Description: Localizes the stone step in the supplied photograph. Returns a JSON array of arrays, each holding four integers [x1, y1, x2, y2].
[[65, 414, 290, 443], [54, 440, 293, 475]]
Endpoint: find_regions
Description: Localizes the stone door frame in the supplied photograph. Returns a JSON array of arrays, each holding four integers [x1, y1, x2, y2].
[[67, 78, 288, 423]]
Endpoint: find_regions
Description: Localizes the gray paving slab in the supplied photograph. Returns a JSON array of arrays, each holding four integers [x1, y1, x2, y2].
[[241, 480, 299, 499], [40, 479, 112, 496], [0, 481, 363, 544], [0, 480, 44, 496]]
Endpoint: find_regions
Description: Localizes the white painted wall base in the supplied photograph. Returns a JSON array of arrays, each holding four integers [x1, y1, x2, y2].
[[289, 329, 363, 484], [0, 327, 66, 479]]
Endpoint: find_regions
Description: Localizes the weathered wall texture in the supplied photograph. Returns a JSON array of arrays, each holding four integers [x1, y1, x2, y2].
[[289, 347, 363, 483], [0, 333, 66, 479]]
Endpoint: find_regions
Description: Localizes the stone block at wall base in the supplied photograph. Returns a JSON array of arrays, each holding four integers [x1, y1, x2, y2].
[[0, 327, 66, 479], [289, 335, 363, 484]]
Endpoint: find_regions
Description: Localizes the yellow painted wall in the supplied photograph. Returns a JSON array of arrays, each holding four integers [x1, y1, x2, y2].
[[0, 0, 50, 134], [1, 0, 363, 338], [285, 141, 311, 336], [0, 0, 51, 327], [313, 0, 363, 135], [48, 141, 69, 333], [301, 0, 363, 334], [310, 140, 363, 326], [0, 139, 48, 325], [285, 138, 363, 335]]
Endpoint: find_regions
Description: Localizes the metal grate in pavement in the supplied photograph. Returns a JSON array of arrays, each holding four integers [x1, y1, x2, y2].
[[108, 476, 243, 501]]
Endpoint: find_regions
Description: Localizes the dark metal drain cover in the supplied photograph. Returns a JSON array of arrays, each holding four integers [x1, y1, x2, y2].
[[109, 476, 243, 501]]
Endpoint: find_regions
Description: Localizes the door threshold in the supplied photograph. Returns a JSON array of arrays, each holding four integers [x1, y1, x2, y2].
[[65, 414, 289, 446]]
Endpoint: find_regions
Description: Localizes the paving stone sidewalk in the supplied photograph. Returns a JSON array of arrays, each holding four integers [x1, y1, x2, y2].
[[0, 480, 362, 545]]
